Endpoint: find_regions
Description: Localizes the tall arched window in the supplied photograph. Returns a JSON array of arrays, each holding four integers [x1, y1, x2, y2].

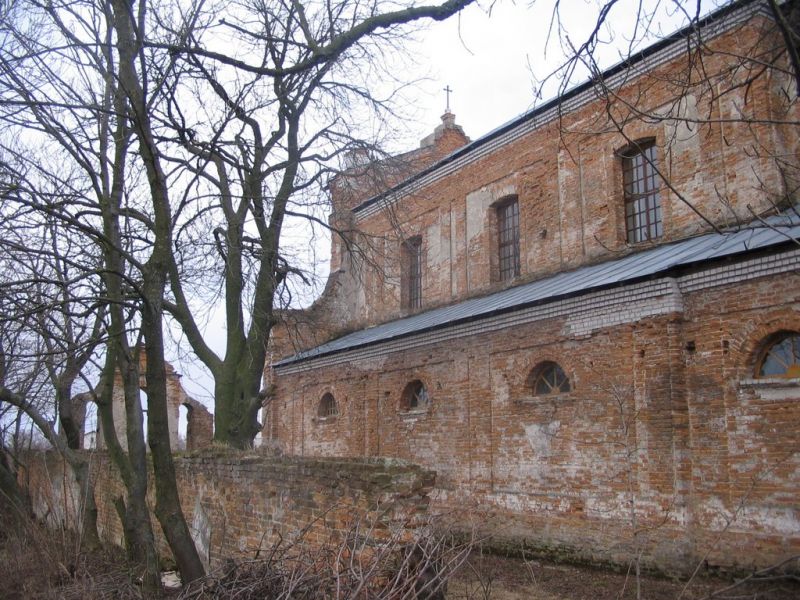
[[402, 237, 423, 310], [495, 196, 520, 281], [620, 139, 662, 243], [318, 392, 338, 418], [756, 332, 800, 378], [528, 361, 571, 396]]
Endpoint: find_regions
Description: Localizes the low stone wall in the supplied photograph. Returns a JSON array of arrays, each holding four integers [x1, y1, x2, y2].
[[22, 451, 435, 570]]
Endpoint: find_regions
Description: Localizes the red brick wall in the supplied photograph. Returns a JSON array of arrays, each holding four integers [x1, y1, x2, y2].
[[269, 266, 800, 573], [23, 451, 435, 570], [266, 3, 800, 575]]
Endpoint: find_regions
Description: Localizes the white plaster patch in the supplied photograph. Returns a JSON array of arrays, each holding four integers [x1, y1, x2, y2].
[[191, 496, 211, 571], [465, 188, 491, 243], [698, 496, 800, 535], [490, 369, 510, 405], [524, 421, 561, 458]]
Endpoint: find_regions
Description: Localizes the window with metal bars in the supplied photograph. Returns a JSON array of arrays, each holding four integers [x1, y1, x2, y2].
[[402, 237, 422, 310], [621, 141, 662, 243], [318, 392, 338, 418], [496, 197, 520, 281]]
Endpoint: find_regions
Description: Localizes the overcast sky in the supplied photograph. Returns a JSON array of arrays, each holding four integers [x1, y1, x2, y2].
[[406, 0, 717, 142]]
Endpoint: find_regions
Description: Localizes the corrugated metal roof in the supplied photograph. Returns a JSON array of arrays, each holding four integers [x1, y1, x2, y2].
[[275, 212, 800, 367]]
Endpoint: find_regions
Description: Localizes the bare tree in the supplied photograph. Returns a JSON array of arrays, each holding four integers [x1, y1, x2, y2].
[[0, 1, 166, 587], [0, 0, 479, 588], [140, 0, 479, 449]]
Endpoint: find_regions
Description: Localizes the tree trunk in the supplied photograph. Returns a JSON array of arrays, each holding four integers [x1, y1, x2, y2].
[[72, 459, 100, 550], [95, 351, 160, 591], [143, 294, 206, 583], [213, 363, 263, 449], [0, 445, 29, 518]]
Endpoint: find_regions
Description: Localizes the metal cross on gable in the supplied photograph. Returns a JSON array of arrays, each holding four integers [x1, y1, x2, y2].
[[443, 85, 453, 112]]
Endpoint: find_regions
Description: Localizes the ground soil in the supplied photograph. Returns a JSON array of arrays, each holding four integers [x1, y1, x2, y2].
[[448, 553, 800, 600], [2, 511, 797, 599]]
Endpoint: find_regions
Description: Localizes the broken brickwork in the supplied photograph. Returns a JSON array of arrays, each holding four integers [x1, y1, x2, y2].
[[24, 451, 434, 571]]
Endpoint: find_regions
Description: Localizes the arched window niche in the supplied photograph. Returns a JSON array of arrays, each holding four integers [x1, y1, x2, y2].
[[400, 379, 429, 413], [317, 392, 338, 421], [755, 332, 800, 379], [527, 361, 571, 397]]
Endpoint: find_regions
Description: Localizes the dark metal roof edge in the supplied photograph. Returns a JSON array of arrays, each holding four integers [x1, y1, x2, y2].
[[352, 0, 765, 215], [273, 233, 796, 368]]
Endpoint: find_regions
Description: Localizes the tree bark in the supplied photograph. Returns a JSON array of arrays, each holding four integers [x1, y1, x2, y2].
[[109, 0, 205, 582]]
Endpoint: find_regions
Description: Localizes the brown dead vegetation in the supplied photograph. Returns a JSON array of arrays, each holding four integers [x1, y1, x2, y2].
[[0, 504, 797, 599]]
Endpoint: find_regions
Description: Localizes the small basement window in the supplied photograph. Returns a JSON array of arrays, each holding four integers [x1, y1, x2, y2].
[[318, 392, 338, 418], [528, 361, 571, 396], [401, 380, 429, 411]]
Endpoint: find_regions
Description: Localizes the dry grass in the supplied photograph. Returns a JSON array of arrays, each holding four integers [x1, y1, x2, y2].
[[0, 507, 142, 600], [2, 502, 796, 600]]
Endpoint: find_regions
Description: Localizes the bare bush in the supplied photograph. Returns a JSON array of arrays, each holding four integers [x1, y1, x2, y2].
[[0, 509, 140, 600], [179, 516, 474, 600]]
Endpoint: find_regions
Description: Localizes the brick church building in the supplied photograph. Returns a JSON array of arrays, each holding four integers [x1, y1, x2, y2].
[[266, 0, 800, 572]]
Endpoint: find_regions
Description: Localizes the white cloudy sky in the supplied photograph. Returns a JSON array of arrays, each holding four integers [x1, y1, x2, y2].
[[405, 0, 718, 142], [172, 0, 720, 411]]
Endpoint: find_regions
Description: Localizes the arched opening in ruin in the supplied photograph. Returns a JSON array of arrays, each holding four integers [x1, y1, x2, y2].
[[253, 407, 264, 447], [140, 389, 149, 443], [82, 401, 98, 449], [178, 404, 189, 451]]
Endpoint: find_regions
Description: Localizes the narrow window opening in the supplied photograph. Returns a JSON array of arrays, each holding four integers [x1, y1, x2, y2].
[[402, 237, 423, 310], [496, 197, 520, 281], [621, 141, 662, 243]]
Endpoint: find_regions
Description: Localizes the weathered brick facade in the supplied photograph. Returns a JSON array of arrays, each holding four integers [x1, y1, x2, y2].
[[268, 0, 800, 573], [93, 354, 213, 452]]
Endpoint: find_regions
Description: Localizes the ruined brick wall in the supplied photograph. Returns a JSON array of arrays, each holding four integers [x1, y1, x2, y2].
[[95, 355, 213, 452], [271, 6, 799, 350], [269, 257, 800, 573], [23, 451, 434, 571]]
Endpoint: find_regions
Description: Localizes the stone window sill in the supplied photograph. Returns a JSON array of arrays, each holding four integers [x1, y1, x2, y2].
[[314, 416, 338, 424], [399, 408, 429, 420], [739, 377, 800, 387], [738, 377, 799, 402], [516, 392, 572, 404]]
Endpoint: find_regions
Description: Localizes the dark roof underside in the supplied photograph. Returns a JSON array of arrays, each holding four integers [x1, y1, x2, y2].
[[275, 212, 800, 367]]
